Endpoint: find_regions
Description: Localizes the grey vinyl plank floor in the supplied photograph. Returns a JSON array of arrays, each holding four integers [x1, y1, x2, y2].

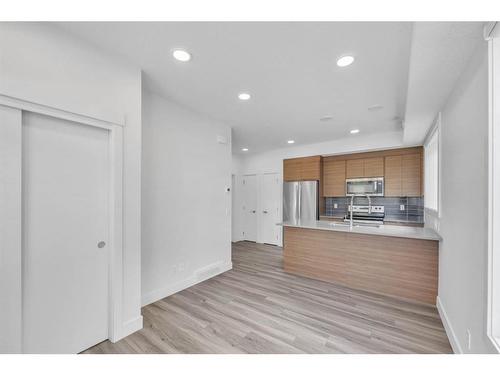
[[83, 241, 452, 354]]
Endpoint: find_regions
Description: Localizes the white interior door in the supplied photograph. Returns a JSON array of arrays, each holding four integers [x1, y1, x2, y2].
[[241, 175, 257, 242], [260, 173, 281, 245], [22, 112, 110, 353]]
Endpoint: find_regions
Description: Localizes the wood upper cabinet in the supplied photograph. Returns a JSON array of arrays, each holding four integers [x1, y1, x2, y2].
[[301, 156, 321, 180], [323, 159, 346, 197], [283, 158, 302, 181], [363, 157, 384, 177], [384, 156, 402, 196], [346, 159, 364, 178], [283, 156, 321, 181], [402, 153, 422, 197], [346, 157, 384, 178], [384, 152, 422, 197], [288, 147, 423, 197]]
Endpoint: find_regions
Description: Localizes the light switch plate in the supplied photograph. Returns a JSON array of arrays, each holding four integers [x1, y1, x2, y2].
[[400, 204, 405, 211], [334, 203, 338, 209]]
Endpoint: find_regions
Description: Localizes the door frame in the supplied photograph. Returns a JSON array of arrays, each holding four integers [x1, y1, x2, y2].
[[0, 94, 125, 351]]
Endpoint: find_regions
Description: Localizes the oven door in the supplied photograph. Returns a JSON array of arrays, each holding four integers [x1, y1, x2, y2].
[[346, 178, 384, 196]]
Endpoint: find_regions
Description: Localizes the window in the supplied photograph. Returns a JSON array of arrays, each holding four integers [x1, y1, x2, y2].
[[424, 117, 440, 213]]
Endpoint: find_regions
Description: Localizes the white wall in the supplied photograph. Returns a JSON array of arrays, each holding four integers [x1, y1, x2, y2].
[[433, 40, 497, 353], [233, 131, 407, 245], [141, 90, 232, 306], [0, 22, 143, 340], [238, 130, 406, 175]]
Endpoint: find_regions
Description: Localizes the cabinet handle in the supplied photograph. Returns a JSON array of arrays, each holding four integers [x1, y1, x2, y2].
[[263, 210, 268, 214]]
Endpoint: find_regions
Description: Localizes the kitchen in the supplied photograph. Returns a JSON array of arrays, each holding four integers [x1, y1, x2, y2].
[[280, 147, 440, 305]]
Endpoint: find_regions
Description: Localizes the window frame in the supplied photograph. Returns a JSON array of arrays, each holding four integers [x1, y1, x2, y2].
[[487, 22, 500, 353], [424, 114, 441, 217]]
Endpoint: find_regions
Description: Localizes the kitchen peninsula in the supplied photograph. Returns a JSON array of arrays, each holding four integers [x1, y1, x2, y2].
[[280, 221, 440, 305]]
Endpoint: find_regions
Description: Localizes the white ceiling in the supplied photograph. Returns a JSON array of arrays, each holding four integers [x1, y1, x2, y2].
[[55, 22, 483, 154], [404, 22, 485, 144]]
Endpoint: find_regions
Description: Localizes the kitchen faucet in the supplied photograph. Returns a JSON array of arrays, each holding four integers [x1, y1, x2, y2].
[[349, 194, 372, 229]]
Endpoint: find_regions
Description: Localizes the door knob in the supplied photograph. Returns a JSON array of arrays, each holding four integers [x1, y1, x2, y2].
[[97, 241, 106, 248]]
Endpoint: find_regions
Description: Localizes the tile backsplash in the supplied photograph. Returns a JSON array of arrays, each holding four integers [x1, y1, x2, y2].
[[324, 196, 424, 223]]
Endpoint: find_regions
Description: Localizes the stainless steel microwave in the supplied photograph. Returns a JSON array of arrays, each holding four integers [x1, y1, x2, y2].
[[346, 177, 384, 196]]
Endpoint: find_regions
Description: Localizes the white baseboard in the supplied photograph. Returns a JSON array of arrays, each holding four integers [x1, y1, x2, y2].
[[111, 315, 143, 343], [436, 296, 463, 353], [141, 260, 232, 307]]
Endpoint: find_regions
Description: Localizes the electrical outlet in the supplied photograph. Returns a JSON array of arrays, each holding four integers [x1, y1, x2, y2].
[[334, 203, 338, 209], [466, 329, 472, 351], [400, 204, 405, 211]]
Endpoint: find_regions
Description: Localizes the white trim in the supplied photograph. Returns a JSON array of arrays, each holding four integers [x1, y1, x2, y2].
[[107, 125, 127, 342], [437, 296, 462, 354], [0, 105, 23, 353], [487, 33, 500, 353], [113, 316, 143, 343], [423, 113, 441, 216], [484, 22, 498, 40], [141, 260, 232, 307], [0, 97, 134, 352], [0, 94, 124, 130]]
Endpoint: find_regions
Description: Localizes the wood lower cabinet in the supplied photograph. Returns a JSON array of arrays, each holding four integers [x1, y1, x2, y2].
[[283, 156, 321, 181], [323, 159, 346, 196], [283, 226, 438, 305]]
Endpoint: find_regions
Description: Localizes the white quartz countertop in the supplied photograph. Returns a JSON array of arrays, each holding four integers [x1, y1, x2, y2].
[[278, 220, 441, 241]]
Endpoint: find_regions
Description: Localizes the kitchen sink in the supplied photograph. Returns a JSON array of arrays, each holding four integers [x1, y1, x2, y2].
[[328, 221, 381, 228]]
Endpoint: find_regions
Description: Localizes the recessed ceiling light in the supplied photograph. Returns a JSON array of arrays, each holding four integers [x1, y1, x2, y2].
[[172, 49, 191, 62], [337, 55, 354, 67], [242, 148, 249, 151], [238, 92, 251, 101], [350, 129, 360, 134], [368, 104, 383, 111], [287, 140, 295, 144], [320, 116, 333, 122]]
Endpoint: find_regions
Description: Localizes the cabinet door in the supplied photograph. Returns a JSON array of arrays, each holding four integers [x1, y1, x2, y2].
[[300, 156, 321, 180], [402, 153, 422, 197], [384, 156, 402, 196], [363, 157, 384, 177], [323, 159, 346, 196], [346, 159, 364, 178], [283, 158, 302, 181]]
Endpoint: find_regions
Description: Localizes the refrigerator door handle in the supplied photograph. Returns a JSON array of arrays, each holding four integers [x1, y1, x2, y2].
[[297, 183, 301, 222]]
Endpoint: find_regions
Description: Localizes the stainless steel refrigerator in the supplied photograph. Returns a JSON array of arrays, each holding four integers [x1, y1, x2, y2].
[[283, 181, 319, 223]]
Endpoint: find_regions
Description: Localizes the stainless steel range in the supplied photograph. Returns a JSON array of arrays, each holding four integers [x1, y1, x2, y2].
[[344, 205, 385, 224]]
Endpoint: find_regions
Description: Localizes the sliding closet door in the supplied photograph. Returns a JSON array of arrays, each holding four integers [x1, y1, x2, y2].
[[22, 112, 110, 353]]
